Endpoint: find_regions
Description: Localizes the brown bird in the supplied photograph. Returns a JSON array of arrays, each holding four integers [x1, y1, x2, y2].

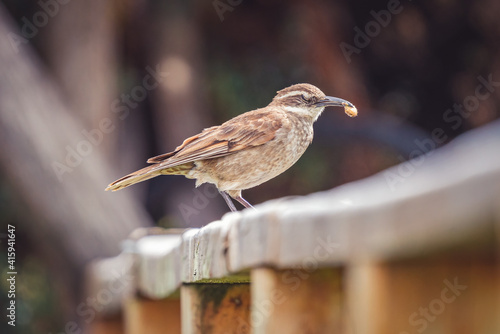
[[105, 83, 357, 211]]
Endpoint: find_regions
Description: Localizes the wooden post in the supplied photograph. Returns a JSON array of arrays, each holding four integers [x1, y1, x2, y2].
[[88, 316, 124, 334], [181, 283, 251, 334], [124, 295, 181, 334], [346, 258, 500, 334], [251, 267, 343, 334]]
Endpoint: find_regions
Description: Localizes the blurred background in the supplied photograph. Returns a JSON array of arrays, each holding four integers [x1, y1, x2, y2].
[[0, 0, 499, 332]]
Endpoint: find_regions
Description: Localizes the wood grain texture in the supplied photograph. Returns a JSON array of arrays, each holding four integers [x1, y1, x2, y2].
[[347, 258, 500, 334], [124, 297, 181, 334], [88, 316, 124, 334], [181, 283, 250, 334], [251, 267, 343, 334]]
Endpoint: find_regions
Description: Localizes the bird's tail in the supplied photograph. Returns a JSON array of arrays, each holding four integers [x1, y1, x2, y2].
[[105, 163, 193, 191]]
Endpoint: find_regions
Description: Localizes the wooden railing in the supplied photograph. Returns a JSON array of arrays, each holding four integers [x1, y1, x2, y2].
[[85, 120, 500, 334]]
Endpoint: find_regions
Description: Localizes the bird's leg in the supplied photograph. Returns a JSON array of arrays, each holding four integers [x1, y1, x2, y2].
[[220, 191, 238, 212], [234, 196, 256, 210]]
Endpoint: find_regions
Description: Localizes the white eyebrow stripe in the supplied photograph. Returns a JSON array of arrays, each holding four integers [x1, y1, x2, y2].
[[276, 91, 309, 99]]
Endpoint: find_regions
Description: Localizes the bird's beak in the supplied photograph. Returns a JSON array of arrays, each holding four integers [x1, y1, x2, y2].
[[315, 96, 354, 108], [315, 96, 358, 117]]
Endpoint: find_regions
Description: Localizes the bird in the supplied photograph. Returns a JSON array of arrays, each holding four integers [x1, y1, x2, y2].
[[105, 83, 357, 212]]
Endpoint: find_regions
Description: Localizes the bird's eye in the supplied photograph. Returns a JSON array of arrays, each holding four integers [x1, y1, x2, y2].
[[301, 94, 315, 104]]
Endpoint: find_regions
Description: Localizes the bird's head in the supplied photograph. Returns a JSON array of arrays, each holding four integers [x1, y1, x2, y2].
[[270, 83, 357, 121]]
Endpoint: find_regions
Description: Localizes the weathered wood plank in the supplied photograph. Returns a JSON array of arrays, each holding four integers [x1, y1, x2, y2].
[[136, 233, 183, 299], [251, 267, 343, 334], [182, 220, 232, 283], [124, 296, 181, 334], [181, 283, 251, 334], [347, 258, 500, 334], [88, 316, 124, 334]]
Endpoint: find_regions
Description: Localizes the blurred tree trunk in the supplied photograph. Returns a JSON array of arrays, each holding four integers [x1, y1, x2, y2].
[[0, 3, 151, 320], [41, 0, 119, 162], [39, 0, 152, 204]]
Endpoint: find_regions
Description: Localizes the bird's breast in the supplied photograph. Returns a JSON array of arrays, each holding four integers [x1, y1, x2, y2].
[[190, 114, 314, 191]]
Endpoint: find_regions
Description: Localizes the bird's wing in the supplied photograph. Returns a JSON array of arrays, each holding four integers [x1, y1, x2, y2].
[[146, 110, 283, 169], [216, 111, 283, 151]]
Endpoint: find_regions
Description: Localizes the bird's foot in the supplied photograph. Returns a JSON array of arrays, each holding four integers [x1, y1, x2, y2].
[[219, 191, 256, 212], [235, 196, 256, 210], [220, 191, 238, 212]]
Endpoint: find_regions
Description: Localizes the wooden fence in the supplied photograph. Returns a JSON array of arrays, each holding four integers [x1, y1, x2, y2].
[[85, 120, 500, 334]]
